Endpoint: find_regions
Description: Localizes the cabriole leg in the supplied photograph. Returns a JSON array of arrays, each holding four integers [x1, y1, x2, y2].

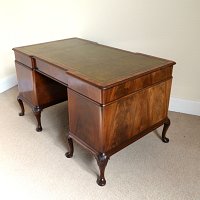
[[95, 153, 109, 186], [162, 117, 170, 143], [17, 96, 25, 116], [65, 136, 74, 158], [32, 107, 43, 132]]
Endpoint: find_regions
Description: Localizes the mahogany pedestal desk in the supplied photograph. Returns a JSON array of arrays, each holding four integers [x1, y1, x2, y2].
[[13, 38, 176, 186]]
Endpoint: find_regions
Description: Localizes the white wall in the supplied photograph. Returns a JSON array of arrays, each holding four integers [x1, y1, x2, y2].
[[0, 0, 78, 79], [1, 0, 200, 114]]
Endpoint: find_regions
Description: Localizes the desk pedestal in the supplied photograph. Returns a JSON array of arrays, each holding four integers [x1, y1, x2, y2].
[[15, 61, 67, 131], [66, 74, 172, 186]]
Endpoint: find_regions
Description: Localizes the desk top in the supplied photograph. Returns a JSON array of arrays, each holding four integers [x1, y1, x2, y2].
[[13, 38, 175, 87]]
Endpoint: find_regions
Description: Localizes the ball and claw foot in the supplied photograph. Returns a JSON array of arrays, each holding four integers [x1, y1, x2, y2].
[[65, 137, 74, 158], [162, 118, 170, 143]]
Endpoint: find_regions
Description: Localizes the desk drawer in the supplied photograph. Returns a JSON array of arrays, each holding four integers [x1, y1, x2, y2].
[[102, 65, 173, 104], [14, 51, 33, 68], [35, 58, 68, 85]]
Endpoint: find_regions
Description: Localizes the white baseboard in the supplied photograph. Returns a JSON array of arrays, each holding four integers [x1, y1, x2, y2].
[[169, 97, 200, 116], [0, 74, 17, 93], [0, 75, 199, 116]]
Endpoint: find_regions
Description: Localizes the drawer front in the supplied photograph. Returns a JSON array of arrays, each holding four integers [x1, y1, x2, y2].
[[14, 51, 33, 68], [102, 65, 173, 104], [35, 58, 68, 85], [66, 73, 102, 103]]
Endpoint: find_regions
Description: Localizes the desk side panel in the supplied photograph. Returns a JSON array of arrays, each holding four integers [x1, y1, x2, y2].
[[15, 62, 37, 105], [102, 79, 172, 153], [67, 89, 103, 152]]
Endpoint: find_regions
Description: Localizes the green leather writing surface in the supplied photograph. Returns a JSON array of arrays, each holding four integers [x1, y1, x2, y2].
[[14, 38, 174, 86]]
